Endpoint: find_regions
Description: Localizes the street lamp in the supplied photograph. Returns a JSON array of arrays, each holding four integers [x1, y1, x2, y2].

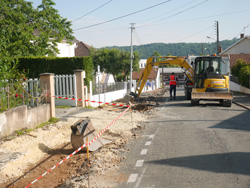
[[207, 36, 220, 55], [207, 36, 216, 41]]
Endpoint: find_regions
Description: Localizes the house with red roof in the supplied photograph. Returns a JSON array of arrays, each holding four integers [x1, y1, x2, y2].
[[75, 42, 92, 57], [220, 34, 250, 67], [132, 59, 161, 91]]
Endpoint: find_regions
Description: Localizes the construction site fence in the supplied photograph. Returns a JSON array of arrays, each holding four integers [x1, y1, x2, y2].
[[92, 82, 126, 95]]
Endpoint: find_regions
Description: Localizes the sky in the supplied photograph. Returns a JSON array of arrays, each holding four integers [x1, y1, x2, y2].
[[30, 0, 250, 48]]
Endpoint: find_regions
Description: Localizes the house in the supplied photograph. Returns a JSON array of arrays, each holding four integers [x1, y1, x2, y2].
[[56, 40, 93, 57], [95, 73, 115, 85], [57, 38, 78, 57], [33, 29, 79, 57], [132, 67, 160, 90], [138, 59, 185, 86], [139, 59, 147, 68], [220, 34, 250, 55], [75, 42, 92, 57], [220, 34, 250, 67]]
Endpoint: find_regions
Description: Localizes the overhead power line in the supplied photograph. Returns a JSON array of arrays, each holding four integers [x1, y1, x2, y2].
[[137, 0, 209, 28], [74, 9, 250, 36], [73, 0, 172, 31], [177, 24, 214, 42], [234, 22, 250, 38], [72, 0, 113, 22]]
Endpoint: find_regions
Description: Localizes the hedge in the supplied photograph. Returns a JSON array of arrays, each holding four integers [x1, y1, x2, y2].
[[231, 59, 250, 88], [17, 57, 94, 86], [238, 66, 250, 88]]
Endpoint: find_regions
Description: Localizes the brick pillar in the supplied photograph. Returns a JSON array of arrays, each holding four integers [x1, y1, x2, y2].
[[74, 70, 86, 107], [40, 73, 55, 118]]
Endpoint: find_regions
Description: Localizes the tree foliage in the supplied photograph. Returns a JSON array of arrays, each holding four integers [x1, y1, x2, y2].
[[231, 59, 250, 88], [91, 48, 140, 81], [0, 0, 74, 112], [0, 0, 74, 81], [107, 38, 239, 59], [238, 66, 250, 88], [231, 59, 247, 77]]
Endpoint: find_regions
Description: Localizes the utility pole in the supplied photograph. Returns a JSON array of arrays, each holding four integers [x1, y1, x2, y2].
[[216, 21, 219, 55], [130, 23, 135, 93]]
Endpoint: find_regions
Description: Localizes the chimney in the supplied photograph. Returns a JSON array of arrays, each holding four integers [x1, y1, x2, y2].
[[240, 33, 244, 38]]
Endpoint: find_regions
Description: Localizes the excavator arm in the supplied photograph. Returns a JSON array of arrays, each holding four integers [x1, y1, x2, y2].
[[135, 56, 194, 97]]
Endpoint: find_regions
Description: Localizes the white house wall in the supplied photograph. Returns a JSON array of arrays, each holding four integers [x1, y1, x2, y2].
[[139, 59, 147, 68], [223, 38, 250, 54], [57, 42, 76, 57], [156, 69, 160, 89]]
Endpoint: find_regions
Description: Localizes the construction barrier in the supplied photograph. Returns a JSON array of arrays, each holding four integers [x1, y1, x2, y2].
[[54, 96, 130, 108], [25, 104, 130, 188]]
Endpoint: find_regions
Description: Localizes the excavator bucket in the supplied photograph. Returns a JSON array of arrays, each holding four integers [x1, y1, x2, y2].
[[191, 92, 233, 100], [70, 118, 111, 151]]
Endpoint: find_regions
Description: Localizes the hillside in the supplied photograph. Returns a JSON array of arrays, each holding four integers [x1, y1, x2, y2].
[[106, 38, 239, 59]]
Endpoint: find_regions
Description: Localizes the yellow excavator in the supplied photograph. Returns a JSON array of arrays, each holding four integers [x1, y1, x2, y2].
[[129, 55, 233, 107]]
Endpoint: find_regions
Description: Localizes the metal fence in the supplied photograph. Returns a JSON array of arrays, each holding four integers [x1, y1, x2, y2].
[[92, 82, 126, 95], [54, 74, 77, 106], [0, 79, 43, 112]]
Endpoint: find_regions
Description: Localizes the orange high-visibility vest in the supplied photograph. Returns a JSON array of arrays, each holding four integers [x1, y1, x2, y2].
[[170, 75, 176, 85]]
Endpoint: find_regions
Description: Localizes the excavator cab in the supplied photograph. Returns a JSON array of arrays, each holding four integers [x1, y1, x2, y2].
[[194, 56, 229, 90], [191, 56, 232, 106]]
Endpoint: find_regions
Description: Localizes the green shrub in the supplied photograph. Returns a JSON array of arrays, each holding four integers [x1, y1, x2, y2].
[[231, 59, 247, 77], [17, 57, 94, 87], [238, 66, 250, 88], [231, 59, 250, 88]]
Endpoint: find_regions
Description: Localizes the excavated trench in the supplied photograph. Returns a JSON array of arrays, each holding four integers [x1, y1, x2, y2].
[[0, 89, 166, 188]]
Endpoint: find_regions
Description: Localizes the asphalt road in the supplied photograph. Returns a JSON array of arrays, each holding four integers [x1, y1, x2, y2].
[[118, 89, 250, 188]]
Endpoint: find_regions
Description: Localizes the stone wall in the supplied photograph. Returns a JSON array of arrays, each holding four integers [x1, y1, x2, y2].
[[0, 104, 50, 138]]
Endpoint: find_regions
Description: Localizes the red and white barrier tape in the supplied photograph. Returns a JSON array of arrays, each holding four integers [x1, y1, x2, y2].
[[53, 96, 130, 108], [25, 107, 130, 188]]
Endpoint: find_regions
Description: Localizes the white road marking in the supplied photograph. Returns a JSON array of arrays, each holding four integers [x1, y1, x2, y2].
[[135, 167, 147, 188], [135, 160, 144, 167], [140, 149, 148, 155], [145, 141, 151, 146], [127, 173, 138, 183], [149, 135, 154, 139], [154, 127, 160, 135]]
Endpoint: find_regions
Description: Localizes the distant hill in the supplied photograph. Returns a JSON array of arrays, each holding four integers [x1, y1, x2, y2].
[[106, 38, 239, 59]]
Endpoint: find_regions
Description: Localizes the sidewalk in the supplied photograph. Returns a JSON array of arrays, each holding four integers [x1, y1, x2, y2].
[[55, 107, 82, 119], [232, 92, 250, 110]]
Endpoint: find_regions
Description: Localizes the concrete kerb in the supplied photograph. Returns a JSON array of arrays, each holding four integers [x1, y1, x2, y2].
[[232, 101, 250, 111], [231, 90, 250, 110]]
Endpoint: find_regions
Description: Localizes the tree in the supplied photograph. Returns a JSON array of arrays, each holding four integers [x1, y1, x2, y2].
[[0, 0, 74, 80], [152, 51, 161, 62], [0, 0, 74, 111], [121, 51, 140, 81], [91, 48, 140, 81]]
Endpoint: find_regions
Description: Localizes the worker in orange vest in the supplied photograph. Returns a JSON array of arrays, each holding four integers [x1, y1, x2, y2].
[[169, 72, 178, 100]]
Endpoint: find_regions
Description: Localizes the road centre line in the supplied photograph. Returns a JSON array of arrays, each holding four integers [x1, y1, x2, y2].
[[141, 149, 148, 155], [135, 160, 144, 167], [135, 167, 147, 188], [148, 127, 160, 139], [145, 141, 151, 146]]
